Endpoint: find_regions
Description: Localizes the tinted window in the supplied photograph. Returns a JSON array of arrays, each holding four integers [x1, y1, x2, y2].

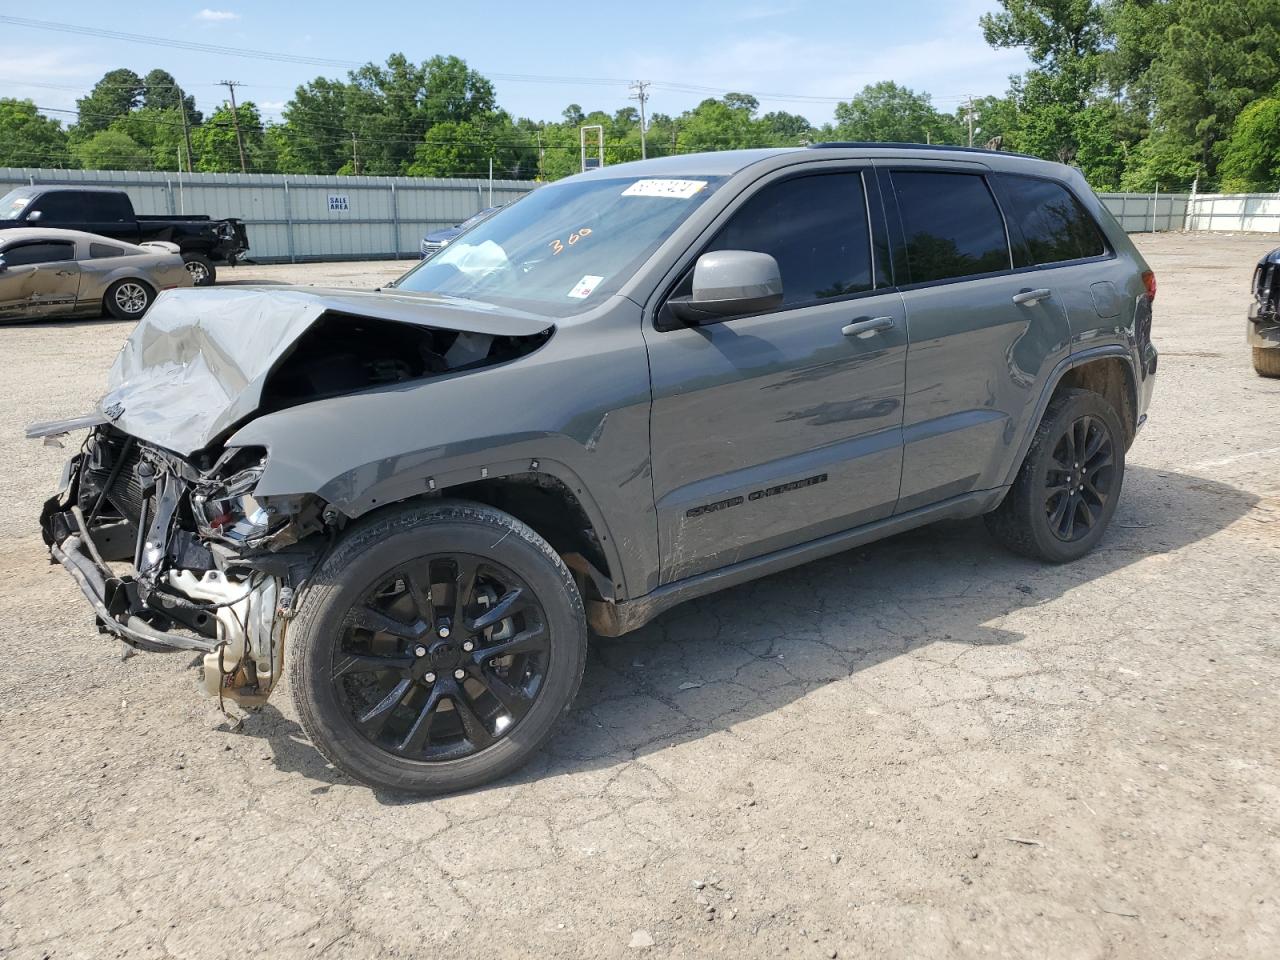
[[891, 171, 1010, 283], [707, 173, 873, 305], [81, 192, 132, 222], [997, 174, 1106, 266], [3, 241, 76, 266], [27, 192, 82, 224], [90, 242, 128, 259]]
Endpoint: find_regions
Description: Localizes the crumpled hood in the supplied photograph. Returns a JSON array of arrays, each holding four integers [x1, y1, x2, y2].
[[100, 285, 552, 456]]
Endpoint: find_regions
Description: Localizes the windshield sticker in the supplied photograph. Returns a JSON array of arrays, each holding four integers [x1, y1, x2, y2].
[[622, 179, 708, 200], [567, 275, 604, 299], [549, 227, 592, 255]]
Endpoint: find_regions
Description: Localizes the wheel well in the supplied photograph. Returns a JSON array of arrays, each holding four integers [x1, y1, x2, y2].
[[438, 473, 615, 601], [1053, 357, 1137, 447]]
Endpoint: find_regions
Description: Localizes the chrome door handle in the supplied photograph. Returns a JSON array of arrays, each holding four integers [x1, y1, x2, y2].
[[1012, 288, 1052, 305], [841, 316, 896, 339]]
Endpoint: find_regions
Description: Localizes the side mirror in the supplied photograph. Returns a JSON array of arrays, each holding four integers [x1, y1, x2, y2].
[[24, 209, 41, 223], [669, 250, 783, 325], [0, 258, 7, 274]]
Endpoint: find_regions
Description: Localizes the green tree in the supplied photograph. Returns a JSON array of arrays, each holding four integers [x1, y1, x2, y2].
[[0, 98, 71, 167], [676, 95, 765, 152], [72, 128, 151, 170], [407, 112, 535, 179], [1147, 0, 1280, 183], [1218, 97, 1280, 191], [73, 69, 144, 137], [190, 102, 267, 172], [832, 82, 961, 144], [760, 110, 813, 144]]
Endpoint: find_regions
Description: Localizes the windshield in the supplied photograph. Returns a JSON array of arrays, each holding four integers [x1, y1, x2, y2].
[[395, 174, 723, 317], [0, 190, 32, 221]]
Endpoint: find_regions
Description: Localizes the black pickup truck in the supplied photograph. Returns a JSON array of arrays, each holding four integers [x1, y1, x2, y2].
[[0, 185, 249, 285]]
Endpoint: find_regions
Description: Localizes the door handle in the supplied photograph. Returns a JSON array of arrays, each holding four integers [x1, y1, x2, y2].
[[1012, 288, 1052, 305], [54, 270, 75, 277], [841, 316, 896, 339]]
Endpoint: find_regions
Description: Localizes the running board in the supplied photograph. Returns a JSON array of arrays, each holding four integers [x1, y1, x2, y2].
[[588, 487, 1006, 637]]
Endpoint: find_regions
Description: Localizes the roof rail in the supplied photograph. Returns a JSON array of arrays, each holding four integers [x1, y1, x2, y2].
[[807, 141, 1038, 160]]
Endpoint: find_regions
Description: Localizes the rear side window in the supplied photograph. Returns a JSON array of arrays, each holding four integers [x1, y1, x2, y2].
[[3, 241, 76, 265], [81, 192, 132, 222], [707, 172, 873, 305], [90, 242, 128, 258], [890, 171, 1011, 284], [997, 174, 1107, 266]]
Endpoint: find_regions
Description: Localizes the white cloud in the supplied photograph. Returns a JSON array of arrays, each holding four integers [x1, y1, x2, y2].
[[194, 9, 240, 22]]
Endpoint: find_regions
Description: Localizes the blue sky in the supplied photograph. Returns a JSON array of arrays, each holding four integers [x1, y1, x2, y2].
[[3, 1, 1030, 126]]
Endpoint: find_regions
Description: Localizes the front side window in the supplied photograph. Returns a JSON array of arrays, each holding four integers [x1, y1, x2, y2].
[[3, 241, 76, 266], [26, 192, 83, 224], [394, 174, 724, 318], [997, 174, 1107, 266], [704, 172, 874, 306], [891, 171, 1011, 284], [81, 192, 132, 222]]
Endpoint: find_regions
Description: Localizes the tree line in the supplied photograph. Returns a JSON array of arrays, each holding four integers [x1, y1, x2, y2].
[[2, 0, 1279, 191]]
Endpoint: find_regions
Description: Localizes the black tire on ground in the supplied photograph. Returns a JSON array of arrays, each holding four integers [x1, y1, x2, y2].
[[288, 500, 588, 794], [182, 253, 216, 286], [985, 388, 1126, 563], [1252, 346, 1280, 378], [103, 278, 154, 320]]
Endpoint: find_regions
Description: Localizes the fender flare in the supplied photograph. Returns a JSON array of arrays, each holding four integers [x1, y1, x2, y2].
[[1001, 344, 1138, 488]]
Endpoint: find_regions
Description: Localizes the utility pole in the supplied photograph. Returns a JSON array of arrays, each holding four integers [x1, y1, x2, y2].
[[351, 132, 359, 175], [629, 80, 650, 159], [965, 95, 975, 148], [219, 80, 248, 173], [177, 88, 194, 173]]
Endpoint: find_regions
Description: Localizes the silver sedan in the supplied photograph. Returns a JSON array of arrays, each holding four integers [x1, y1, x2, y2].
[[0, 227, 192, 322]]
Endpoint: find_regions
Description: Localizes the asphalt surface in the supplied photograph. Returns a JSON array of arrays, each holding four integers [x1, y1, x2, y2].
[[1, 234, 1277, 959]]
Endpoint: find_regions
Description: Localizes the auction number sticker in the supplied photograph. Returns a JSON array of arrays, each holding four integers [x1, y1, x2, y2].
[[621, 179, 708, 199], [568, 275, 604, 299]]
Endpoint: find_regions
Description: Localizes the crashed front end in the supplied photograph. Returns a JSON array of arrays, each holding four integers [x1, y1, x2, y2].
[[39, 426, 326, 706], [32, 284, 552, 707]]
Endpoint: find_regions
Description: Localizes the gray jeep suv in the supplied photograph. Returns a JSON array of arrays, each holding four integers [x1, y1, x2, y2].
[[32, 144, 1158, 793]]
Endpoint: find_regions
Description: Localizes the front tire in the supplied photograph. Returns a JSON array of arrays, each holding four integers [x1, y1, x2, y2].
[[288, 501, 587, 794], [104, 279, 153, 320], [985, 389, 1126, 563], [1253, 346, 1280, 378], [182, 254, 216, 286]]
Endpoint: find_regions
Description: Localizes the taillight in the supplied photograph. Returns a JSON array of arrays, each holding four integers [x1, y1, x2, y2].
[[1142, 270, 1157, 302]]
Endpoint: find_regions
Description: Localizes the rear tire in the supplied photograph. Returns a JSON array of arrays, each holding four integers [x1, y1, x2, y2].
[[182, 254, 216, 286], [104, 279, 153, 320], [1253, 346, 1280, 378], [985, 389, 1126, 563], [288, 500, 587, 795]]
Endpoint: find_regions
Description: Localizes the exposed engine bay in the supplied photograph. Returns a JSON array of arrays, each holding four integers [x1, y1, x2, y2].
[[35, 290, 552, 708]]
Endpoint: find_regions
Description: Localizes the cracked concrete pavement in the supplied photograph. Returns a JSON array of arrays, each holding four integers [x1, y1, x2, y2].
[[1, 233, 1277, 959]]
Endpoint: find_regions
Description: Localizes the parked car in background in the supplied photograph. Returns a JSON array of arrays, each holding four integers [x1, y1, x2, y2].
[[0, 186, 248, 286], [31, 144, 1156, 795], [0, 228, 191, 322], [419, 205, 501, 258], [1249, 246, 1280, 377]]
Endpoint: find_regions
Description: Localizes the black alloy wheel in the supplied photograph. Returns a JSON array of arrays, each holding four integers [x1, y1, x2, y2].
[[333, 553, 550, 761], [288, 501, 587, 795], [1043, 413, 1117, 542], [985, 388, 1126, 563]]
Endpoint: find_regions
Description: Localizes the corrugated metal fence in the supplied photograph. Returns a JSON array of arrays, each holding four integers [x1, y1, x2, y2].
[[1098, 193, 1190, 233], [0, 168, 539, 262], [6, 169, 1280, 258]]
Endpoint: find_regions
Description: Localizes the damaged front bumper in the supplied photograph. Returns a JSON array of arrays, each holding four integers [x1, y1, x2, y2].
[[40, 426, 328, 706]]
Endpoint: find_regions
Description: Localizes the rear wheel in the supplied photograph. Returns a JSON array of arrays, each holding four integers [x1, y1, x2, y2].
[[1253, 346, 1280, 378], [288, 501, 587, 794], [182, 254, 216, 286], [104, 279, 153, 320], [985, 388, 1125, 563]]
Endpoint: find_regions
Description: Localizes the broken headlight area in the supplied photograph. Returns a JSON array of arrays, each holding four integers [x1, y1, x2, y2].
[[42, 426, 328, 707]]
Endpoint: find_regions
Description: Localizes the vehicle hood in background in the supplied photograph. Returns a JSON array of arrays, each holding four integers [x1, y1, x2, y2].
[[99, 285, 553, 456]]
